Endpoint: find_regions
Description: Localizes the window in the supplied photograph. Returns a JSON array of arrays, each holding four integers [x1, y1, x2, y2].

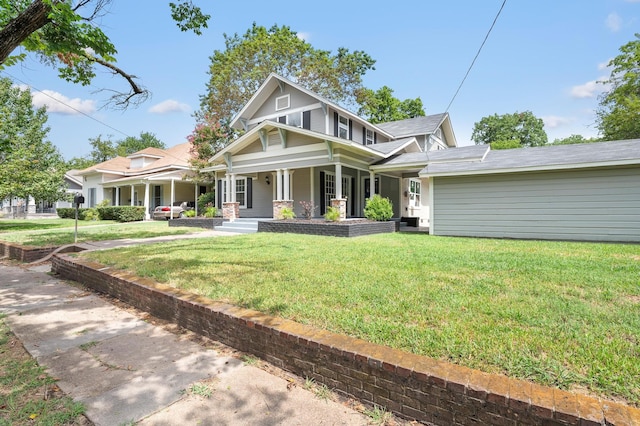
[[365, 129, 374, 145], [275, 94, 290, 111], [324, 173, 335, 213], [153, 185, 162, 208], [288, 112, 302, 128], [338, 115, 349, 139], [88, 188, 96, 207], [409, 180, 421, 208], [235, 178, 246, 208]]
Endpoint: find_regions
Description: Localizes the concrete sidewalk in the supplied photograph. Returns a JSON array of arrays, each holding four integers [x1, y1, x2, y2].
[[0, 262, 371, 425]]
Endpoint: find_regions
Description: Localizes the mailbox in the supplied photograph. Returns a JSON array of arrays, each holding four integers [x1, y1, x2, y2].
[[73, 194, 85, 205]]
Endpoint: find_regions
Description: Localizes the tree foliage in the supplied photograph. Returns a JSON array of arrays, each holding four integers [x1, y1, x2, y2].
[[472, 111, 548, 147], [115, 132, 165, 156], [596, 34, 640, 141], [551, 134, 601, 145], [68, 132, 166, 168], [0, 77, 66, 202], [0, 1, 209, 108], [201, 23, 376, 122], [357, 86, 425, 124]]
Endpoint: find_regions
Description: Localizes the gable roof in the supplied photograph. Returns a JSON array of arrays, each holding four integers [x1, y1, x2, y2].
[[230, 73, 395, 139], [78, 142, 192, 176], [377, 113, 458, 148], [371, 145, 489, 172], [420, 139, 640, 177]]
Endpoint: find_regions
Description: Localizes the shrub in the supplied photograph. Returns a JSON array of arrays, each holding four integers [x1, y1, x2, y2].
[[490, 139, 522, 150], [197, 192, 216, 213], [203, 205, 217, 218], [184, 209, 196, 217], [324, 206, 340, 222], [364, 194, 393, 221], [299, 200, 317, 219], [279, 206, 296, 220], [115, 206, 145, 222]]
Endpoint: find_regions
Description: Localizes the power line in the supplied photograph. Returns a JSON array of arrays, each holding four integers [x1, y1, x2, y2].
[[445, 0, 508, 113], [1, 70, 131, 138]]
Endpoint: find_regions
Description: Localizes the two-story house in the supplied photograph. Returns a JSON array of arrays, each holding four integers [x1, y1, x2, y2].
[[202, 73, 459, 226]]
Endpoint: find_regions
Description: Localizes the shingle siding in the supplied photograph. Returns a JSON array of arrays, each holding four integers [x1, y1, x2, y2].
[[432, 166, 640, 242]]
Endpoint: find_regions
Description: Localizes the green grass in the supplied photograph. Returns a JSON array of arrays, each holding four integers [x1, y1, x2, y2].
[[80, 233, 640, 405], [0, 316, 85, 425], [0, 219, 204, 246]]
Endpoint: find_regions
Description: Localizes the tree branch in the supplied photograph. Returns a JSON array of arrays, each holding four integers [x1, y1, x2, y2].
[[0, 0, 51, 64]]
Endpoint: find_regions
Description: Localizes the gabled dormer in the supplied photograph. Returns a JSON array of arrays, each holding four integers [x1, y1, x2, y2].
[[127, 150, 163, 170]]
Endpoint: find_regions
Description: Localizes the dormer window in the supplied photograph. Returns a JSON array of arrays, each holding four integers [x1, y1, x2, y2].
[[365, 129, 374, 145], [275, 94, 290, 111], [338, 115, 349, 139]]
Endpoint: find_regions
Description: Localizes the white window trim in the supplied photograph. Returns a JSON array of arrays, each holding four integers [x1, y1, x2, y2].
[[275, 94, 290, 111], [338, 114, 349, 139], [365, 129, 374, 145], [235, 177, 247, 209]]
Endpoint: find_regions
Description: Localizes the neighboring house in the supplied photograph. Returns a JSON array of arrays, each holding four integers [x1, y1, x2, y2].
[[202, 73, 457, 225], [1, 169, 83, 216], [420, 139, 640, 243], [77, 143, 206, 219]]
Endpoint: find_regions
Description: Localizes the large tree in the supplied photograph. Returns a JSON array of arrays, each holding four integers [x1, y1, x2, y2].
[[596, 34, 640, 141], [471, 111, 548, 147], [0, 1, 209, 108], [357, 86, 425, 124], [200, 23, 376, 122], [68, 131, 167, 168], [0, 77, 67, 203], [115, 132, 165, 156]]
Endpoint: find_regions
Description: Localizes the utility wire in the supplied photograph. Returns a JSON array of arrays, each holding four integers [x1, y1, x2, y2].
[[1, 70, 131, 138], [445, 0, 507, 113]]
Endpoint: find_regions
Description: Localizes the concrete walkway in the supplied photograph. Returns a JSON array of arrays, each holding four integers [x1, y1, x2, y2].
[[0, 261, 371, 425]]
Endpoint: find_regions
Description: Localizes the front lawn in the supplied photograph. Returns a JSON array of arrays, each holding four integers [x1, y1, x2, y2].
[[0, 220, 205, 246], [80, 233, 640, 405]]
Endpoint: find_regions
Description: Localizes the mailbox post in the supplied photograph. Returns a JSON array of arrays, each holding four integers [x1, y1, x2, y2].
[[73, 193, 85, 243]]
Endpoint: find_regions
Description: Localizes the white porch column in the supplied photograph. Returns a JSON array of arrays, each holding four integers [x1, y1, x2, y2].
[[224, 174, 230, 202], [230, 174, 236, 203], [335, 163, 343, 199], [115, 187, 120, 206], [213, 172, 218, 209], [369, 171, 376, 196], [170, 178, 175, 219], [310, 167, 315, 206], [276, 169, 282, 201], [143, 182, 150, 220], [283, 168, 290, 200], [130, 185, 134, 206]]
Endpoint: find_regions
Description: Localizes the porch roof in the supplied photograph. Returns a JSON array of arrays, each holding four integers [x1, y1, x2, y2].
[[101, 169, 194, 187], [370, 145, 489, 172]]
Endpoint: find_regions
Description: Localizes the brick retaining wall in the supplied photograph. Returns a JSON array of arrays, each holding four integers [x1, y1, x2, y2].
[[51, 254, 640, 425], [258, 220, 396, 237], [0, 241, 56, 263], [167, 218, 223, 229]]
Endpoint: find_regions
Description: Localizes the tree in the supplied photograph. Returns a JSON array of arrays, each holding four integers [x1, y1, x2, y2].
[[0, 77, 66, 203], [116, 132, 165, 157], [356, 86, 425, 124], [551, 134, 601, 145], [471, 111, 548, 147], [87, 135, 117, 164], [596, 34, 640, 141], [200, 23, 376, 122], [187, 113, 232, 184], [0, 1, 209, 108]]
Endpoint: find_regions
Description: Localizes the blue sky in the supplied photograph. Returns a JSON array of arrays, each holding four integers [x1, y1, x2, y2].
[[3, 0, 639, 160]]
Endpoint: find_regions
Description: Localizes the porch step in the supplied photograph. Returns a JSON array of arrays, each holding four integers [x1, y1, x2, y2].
[[217, 218, 270, 234]]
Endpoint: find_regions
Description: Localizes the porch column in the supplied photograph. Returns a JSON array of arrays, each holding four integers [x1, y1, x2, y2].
[[115, 187, 120, 206], [130, 185, 134, 206], [283, 168, 290, 200], [170, 178, 175, 219], [223, 172, 239, 222], [276, 169, 282, 201], [143, 182, 150, 220], [369, 171, 376, 196], [194, 184, 199, 216], [213, 172, 218, 209], [230, 173, 236, 203], [310, 167, 315, 207], [335, 164, 342, 199]]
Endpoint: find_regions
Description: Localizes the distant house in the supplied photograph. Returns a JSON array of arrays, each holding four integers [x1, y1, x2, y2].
[[1, 169, 83, 216], [201, 73, 457, 225], [77, 143, 206, 219]]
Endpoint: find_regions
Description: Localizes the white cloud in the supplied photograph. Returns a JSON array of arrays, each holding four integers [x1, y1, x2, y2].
[[605, 13, 622, 32], [148, 99, 190, 114], [28, 88, 96, 115], [542, 116, 571, 129], [598, 59, 613, 71], [297, 32, 310, 41], [570, 78, 609, 98]]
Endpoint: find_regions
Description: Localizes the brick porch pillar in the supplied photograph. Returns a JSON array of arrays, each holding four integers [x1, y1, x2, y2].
[[331, 199, 347, 221], [223, 202, 240, 222]]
